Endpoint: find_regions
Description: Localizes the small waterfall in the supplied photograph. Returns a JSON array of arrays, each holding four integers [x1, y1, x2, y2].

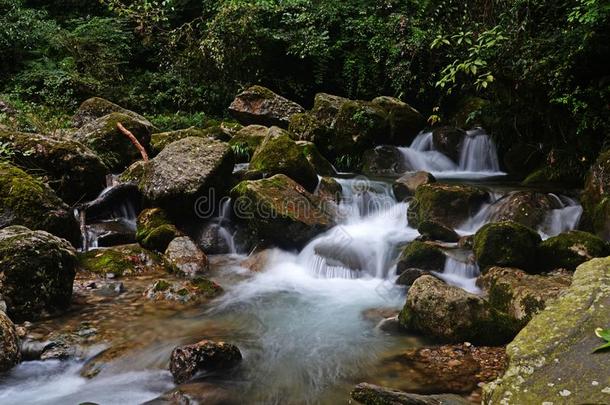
[[538, 194, 583, 239], [198, 198, 237, 254], [433, 256, 481, 294], [334, 177, 396, 221], [458, 128, 501, 172], [398, 132, 457, 173]]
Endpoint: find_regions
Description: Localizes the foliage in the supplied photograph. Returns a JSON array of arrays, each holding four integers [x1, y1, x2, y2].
[[593, 327, 610, 352]]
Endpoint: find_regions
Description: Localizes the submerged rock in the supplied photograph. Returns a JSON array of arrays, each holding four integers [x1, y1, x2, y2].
[[0, 311, 21, 372], [136, 208, 180, 252], [230, 175, 334, 249], [0, 163, 80, 246], [473, 221, 541, 272], [582, 149, 610, 239], [73, 97, 153, 129], [408, 183, 488, 228], [396, 241, 445, 273], [538, 230, 609, 270], [483, 257, 610, 404], [417, 220, 459, 242], [165, 236, 209, 277], [392, 171, 436, 201], [351, 383, 470, 405], [169, 340, 242, 384], [0, 226, 76, 322], [78, 244, 171, 277], [228, 85, 304, 128], [432, 126, 466, 162], [144, 277, 221, 303]]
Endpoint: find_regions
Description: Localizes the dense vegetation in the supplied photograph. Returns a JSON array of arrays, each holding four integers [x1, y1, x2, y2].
[[1, 0, 609, 179]]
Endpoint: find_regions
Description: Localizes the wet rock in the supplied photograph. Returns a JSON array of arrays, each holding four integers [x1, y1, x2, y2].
[[473, 221, 541, 272], [138, 137, 234, 216], [150, 127, 224, 155], [538, 230, 609, 271], [311, 93, 350, 125], [148, 381, 239, 405], [197, 224, 233, 255], [432, 126, 466, 162], [81, 182, 141, 222], [80, 344, 130, 378], [0, 226, 76, 322], [145, 277, 222, 303], [397, 241, 445, 273], [39, 339, 76, 360], [392, 171, 436, 201], [395, 268, 430, 286], [230, 175, 335, 249], [483, 257, 610, 404], [0, 163, 81, 246], [582, 149, 610, 239], [73, 97, 153, 129], [288, 112, 334, 157], [78, 244, 171, 277], [92, 281, 125, 297], [371, 96, 426, 145], [417, 220, 459, 243], [169, 340, 242, 384], [362, 146, 407, 176], [136, 208, 180, 252], [0, 130, 108, 203], [228, 85, 304, 128], [487, 191, 561, 229], [351, 383, 470, 405], [457, 235, 474, 249], [73, 112, 152, 171], [0, 311, 20, 372], [165, 236, 209, 277], [228, 124, 269, 162], [315, 176, 342, 204], [478, 267, 571, 326], [249, 127, 319, 192], [86, 219, 135, 248], [399, 275, 516, 345], [408, 183, 488, 228], [296, 141, 337, 176]]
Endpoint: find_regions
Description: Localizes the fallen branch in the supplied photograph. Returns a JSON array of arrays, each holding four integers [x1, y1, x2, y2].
[[117, 122, 149, 161]]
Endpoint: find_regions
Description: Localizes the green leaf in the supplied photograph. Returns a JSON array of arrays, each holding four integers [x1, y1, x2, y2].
[[595, 327, 610, 341], [593, 341, 610, 353]]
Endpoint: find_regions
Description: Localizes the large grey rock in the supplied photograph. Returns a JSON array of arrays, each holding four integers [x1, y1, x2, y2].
[[228, 85, 304, 128], [393, 171, 436, 201]]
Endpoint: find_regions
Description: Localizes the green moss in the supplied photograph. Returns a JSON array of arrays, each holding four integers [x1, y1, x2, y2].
[[192, 277, 223, 298], [538, 230, 609, 270], [78, 244, 170, 277], [153, 279, 171, 291], [135, 208, 180, 252], [150, 127, 207, 154], [397, 241, 445, 271], [248, 85, 277, 99]]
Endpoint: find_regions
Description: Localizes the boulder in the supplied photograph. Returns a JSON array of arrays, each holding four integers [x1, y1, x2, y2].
[[0, 226, 77, 322], [333, 100, 389, 156], [169, 339, 242, 384], [0, 130, 108, 203], [80, 182, 141, 222], [295, 141, 337, 176], [227, 124, 269, 162], [138, 137, 234, 215], [486, 191, 561, 229], [395, 268, 429, 286], [483, 257, 610, 404], [249, 128, 319, 192], [315, 176, 343, 205], [399, 275, 517, 345], [150, 127, 219, 155], [538, 230, 609, 270], [478, 267, 571, 326], [230, 175, 335, 249], [473, 221, 541, 272], [0, 311, 20, 372], [78, 244, 172, 277], [72, 97, 154, 129], [288, 112, 333, 156], [371, 96, 426, 144], [582, 149, 610, 239], [228, 85, 304, 128], [351, 383, 470, 405], [392, 171, 436, 201], [135, 208, 180, 252], [145, 277, 221, 303], [85, 219, 136, 248], [197, 224, 234, 255], [73, 112, 152, 171], [432, 126, 466, 162], [417, 220, 459, 242], [0, 163, 80, 246], [408, 183, 488, 228], [362, 146, 407, 176], [396, 241, 445, 273], [165, 236, 209, 277]]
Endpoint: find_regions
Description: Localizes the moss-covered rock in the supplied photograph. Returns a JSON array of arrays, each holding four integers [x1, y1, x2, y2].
[[228, 85, 304, 128], [311, 93, 350, 124], [295, 140, 337, 176], [230, 174, 334, 249], [334, 100, 389, 155], [228, 124, 269, 162], [392, 171, 436, 201], [487, 191, 561, 229], [144, 277, 221, 303], [582, 149, 610, 239], [0, 163, 80, 246], [408, 183, 488, 228], [371, 96, 426, 145], [0, 130, 108, 203], [150, 127, 213, 155], [417, 220, 459, 242], [73, 112, 152, 171], [478, 267, 571, 326], [78, 243, 172, 277], [483, 257, 610, 404], [473, 221, 541, 272], [538, 230, 609, 270], [138, 137, 234, 216], [136, 208, 180, 252], [249, 128, 319, 192], [362, 146, 407, 176], [432, 126, 466, 162], [396, 241, 445, 272], [73, 97, 154, 129], [0, 226, 77, 322], [288, 112, 334, 158], [0, 311, 21, 372]]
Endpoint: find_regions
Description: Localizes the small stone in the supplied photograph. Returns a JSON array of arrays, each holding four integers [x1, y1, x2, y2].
[[559, 389, 571, 397], [169, 340, 242, 384], [591, 381, 599, 386]]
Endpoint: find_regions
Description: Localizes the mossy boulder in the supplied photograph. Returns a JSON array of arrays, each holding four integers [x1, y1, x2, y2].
[[473, 221, 542, 272], [295, 141, 337, 176], [408, 183, 488, 228], [392, 171, 436, 201], [73, 112, 152, 171], [399, 275, 517, 345], [145, 277, 221, 303], [0, 130, 108, 203], [0, 226, 77, 322], [311, 93, 350, 124], [164, 236, 209, 278], [249, 128, 319, 192], [228, 124, 269, 162], [478, 267, 571, 326], [486, 191, 561, 229], [371, 96, 426, 145], [150, 127, 214, 155], [228, 85, 304, 128], [333, 100, 389, 155], [73, 97, 154, 129], [288, 112, 334, 157], [230, 174, 335, 249], [538, 230, 609, 270], [0, 163, 80, 246], [362, 146, 407, 176], [417, 220, 459, 242], [396, 241, 445, 273], [138, 137, 235, 216], [0, 311, 20, 372], [78, 244, 172, 277], [582, 149, 610, 239], [483, 257, 610, 404], [136, 208, 180, 252], [473, 221, 541, 272], [432, 126, 466, 162]]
